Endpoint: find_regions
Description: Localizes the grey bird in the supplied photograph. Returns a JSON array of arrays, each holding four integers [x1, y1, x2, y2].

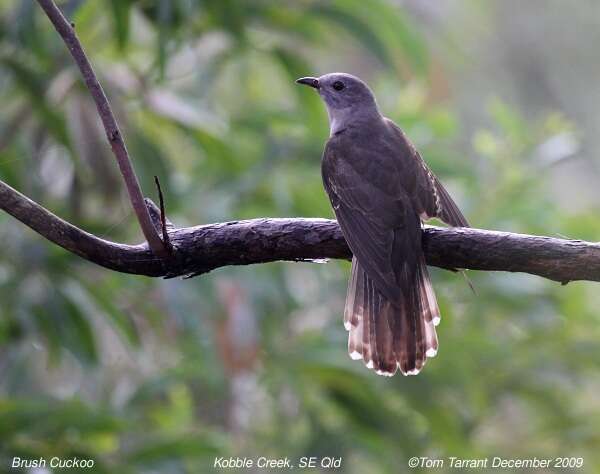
[[297, 73, 469, 376]]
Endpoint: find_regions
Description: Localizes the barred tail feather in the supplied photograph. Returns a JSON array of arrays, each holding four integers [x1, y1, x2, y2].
[[344, 257, 439, 376]]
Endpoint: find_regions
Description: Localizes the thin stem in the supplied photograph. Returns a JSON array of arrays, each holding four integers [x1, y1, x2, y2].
[[154, 176, 173, 253], [36, 0, 167, 256]]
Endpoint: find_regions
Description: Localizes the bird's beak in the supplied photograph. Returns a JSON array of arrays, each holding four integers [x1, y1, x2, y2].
[[295, 77, 320, 89]]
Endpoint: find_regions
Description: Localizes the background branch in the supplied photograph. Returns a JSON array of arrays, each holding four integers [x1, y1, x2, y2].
[[35, 0, 167, 256], [2, 178, 599, 284]]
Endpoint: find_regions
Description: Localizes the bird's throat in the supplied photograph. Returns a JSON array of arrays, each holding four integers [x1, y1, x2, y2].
[[327, 105, 381, 136]]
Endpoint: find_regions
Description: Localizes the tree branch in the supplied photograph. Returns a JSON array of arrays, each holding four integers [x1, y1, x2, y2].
[[35, 0, 167, 256], [7, 4, 600, 284], [2, 179, 599, 284]]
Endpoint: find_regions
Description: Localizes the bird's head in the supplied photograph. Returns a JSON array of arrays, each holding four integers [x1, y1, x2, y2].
[[296, 73, 379, 133]]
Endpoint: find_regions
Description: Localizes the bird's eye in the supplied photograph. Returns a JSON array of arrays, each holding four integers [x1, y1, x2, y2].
[[332, 81, 345, 91]]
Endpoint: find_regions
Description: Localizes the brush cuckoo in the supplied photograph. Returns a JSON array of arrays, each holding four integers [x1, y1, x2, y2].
[[297, 73, 468, 376]]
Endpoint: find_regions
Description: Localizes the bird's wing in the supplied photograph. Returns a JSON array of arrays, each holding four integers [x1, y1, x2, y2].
[[322, 136, 422, 304], [384, 119, 469, 228], [322, 121, 468, 376], [323, 133, 439, 374]]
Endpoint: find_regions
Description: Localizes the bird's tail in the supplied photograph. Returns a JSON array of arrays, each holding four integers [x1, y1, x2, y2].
[[344, 257, 439, 376]]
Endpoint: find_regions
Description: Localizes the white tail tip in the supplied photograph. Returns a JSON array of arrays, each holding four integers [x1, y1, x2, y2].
[[426, 347, 438, 358], [404, 368, 421, 376], [349, 350, 362, 360]]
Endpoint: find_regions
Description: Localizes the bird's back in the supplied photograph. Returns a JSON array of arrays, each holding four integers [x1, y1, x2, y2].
[[322, 118, 435, 213], [304, 72, 467, 375]]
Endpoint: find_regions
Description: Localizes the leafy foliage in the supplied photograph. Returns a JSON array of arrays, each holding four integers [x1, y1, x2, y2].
[[0, 0, 599, 472]]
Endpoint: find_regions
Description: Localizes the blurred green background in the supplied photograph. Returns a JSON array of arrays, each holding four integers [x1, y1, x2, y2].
[[1, 0, 600, 472]]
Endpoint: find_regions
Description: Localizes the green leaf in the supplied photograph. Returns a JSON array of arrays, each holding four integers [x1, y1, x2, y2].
[[0, 57, 70, 147], [31, 288, 98, 365], [107, 0, 132, 49], [311, 0, 428, 75], [79, 278, 141, 347], [126, 434, 223, 465], [59, 290, 98, 364], [0, 398, 122, 439]]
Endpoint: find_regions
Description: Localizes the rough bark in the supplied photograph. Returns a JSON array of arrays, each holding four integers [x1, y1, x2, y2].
[[2, 179, 599, 284]]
